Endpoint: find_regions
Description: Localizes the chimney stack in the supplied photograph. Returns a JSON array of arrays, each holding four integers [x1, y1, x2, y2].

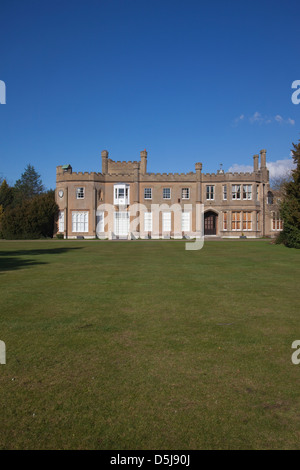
[[140, 149, 147, 174], [260, 149, 267, 169], [101, 150, 108, 174], [253, 154, 259, 172]]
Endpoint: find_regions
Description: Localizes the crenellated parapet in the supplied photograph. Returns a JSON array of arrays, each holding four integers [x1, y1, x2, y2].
[[201, 171, 261, 183], [56, 166, 104, 182], [57, 148, 270, 184], [141, 172, 196, 182], [107, 159, 140, 175]]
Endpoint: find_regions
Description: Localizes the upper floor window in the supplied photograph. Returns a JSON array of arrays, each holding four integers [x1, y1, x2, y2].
[[181, 188, 190, 199], [267, 191, 274, 205], [114, 184, 130, 205], [163, 188, 171, 199], [144, 188, 152, 199], [76, 187, 85, 199], [232, 184, 241, 200], [243, 185, 252, 200], [206, 185, 214, 200], [223, 185, 227, 201]]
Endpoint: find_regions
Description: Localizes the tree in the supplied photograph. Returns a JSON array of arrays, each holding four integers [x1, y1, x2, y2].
[[14, 164, 45, 201], [2, 190, 58, 239], [0, 205, 4, 237], [0, 179, 14, 209], [278, 140, 300, 248]]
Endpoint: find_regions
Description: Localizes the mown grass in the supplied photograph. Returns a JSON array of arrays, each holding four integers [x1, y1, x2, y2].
[[0, 239, 299, 449]]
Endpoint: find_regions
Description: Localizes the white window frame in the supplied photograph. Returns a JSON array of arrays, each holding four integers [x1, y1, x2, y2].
[[242, 211, 252, 231], [231, 211, 241, 231], [163, 188, 171, 200], [232, 184, 241, 200], [181, 188, 190, 200], [243, 184, 252, 200], [114, 211, 130, 236], [162, 212, 171, 231], [181, 212, 190, 232], [58, 210, 64, 232], [144, 188, 152, 200], [271, 212, 283, 231], [144, 212, 152, 232], [96, 211, 104, 233], [206, 185, 215, 200], [223, 212, 227, 231], [114, 184, 130, 205], [72, 211, 89, 233], [223, 185, 227, 201], [76, 187, 85, 199]]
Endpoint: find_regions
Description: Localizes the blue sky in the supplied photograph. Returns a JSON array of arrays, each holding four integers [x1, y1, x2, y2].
[[0, 0, 299, 189]]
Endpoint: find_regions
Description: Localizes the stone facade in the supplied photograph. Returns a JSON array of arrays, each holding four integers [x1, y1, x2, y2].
[[55, 149, 282, 239]]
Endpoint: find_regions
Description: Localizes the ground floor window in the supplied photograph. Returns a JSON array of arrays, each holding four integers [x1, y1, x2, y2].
[[144, 212, 152, 232], [58, 210, 64, 232], [231, 211, 241, 230], [181, 212, 190, 232], [243, 211, 252, 231], [162, 212, 171, 231], [272, 212, 283, 230], [223, 212, 227, 230], [96, 211, 104, 233], [232, 211, 253, 231], [114, 211, 130, 237], [72, 211, 89, 232]]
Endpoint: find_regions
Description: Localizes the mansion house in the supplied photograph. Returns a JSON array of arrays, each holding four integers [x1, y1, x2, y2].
[[55, 149, 282, 239]]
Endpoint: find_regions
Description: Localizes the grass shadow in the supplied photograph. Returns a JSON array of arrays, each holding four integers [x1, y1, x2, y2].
[[0, 247, 83, 273]]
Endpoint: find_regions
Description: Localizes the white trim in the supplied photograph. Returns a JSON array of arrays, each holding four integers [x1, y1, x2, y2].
[[58, 210, 65, 232], [163, 188, 171, 199], [181, 212, 190, 232], [162, 212, 171, 231], [144, 212, 153, 232], [114, 211, 130, 237], [72, 211, 89, 232], [96, 211, 104, 234]]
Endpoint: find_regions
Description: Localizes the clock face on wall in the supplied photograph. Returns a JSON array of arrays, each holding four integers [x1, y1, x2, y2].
[[58, 190, 64, 198]]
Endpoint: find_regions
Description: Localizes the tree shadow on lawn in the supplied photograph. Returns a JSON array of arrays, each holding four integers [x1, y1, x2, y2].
[[0, 247, 84, 273]]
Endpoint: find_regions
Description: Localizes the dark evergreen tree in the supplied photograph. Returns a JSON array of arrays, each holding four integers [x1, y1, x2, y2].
[[0, 179, 14, 209], [14, 164, 45, 201], [278, 139, 300, 248], [2, 190, 58, 239]]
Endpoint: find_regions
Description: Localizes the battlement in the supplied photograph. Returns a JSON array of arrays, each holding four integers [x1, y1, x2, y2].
[[106, 158, 139, 176], [56, 166, 104, 182], [201, 170, 260, 182], [57, 148, 269, 184], [141, 172, 196, 182]]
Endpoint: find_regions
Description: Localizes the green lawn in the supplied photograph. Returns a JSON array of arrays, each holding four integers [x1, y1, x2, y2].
[[0, 239, 299, 450]]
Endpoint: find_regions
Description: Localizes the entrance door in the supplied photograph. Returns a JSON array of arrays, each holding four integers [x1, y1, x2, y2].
[[114, 212, 129, 238], [204, 211, 217, 235]]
